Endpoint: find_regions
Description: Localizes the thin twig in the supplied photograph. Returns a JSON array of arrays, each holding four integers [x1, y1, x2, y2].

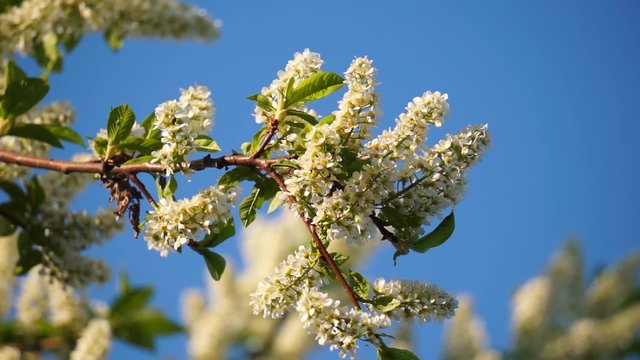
[[250, 118, 279, 159], [370, 213, 409, 255], [128, 174, 158, 208]]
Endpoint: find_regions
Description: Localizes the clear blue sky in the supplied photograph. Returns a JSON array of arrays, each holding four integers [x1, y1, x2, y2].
[[26, 0, 640, 358]]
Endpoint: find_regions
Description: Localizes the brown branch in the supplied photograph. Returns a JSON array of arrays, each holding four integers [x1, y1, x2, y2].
[[250, 117, 279, 159], [263, 165, 361, 309], [0, 150, 277, 175], [370, 213, 409, 255]]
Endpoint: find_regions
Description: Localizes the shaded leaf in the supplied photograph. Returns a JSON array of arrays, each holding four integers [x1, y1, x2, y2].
[[378, 346, 420, 360], [348, 271, 370, 299], [287, 109, 318, 125], [200, 248, 226, 281], [218, 167, 261, 187], [199, 218, 235, 248], [110, 287, 153, 319], [0, 77, 49, 119], [7, 123, 63, 148], [42, 124, 83, 145], [410, 212, 455, 253]]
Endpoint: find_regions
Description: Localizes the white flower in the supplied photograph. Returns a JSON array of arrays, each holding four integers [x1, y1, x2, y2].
[[144, 185, 236, 257], [151, 85, 215, 175], [70, 318, 111, 360]]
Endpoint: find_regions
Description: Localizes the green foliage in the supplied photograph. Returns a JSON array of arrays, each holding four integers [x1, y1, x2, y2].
[[410, 212, 455, 253], [284, 72, 345, 108], [198, 218, 235, 248], [378, 346, 420, 360], [239, 178, 279, 227], [348, 270, 370, 299], [109, 276, 182, 350], [198, 248, 226, 281], [0, 61, 49, 122]]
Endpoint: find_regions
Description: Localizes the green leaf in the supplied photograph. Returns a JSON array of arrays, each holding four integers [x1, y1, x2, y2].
[[0, 180, 26, 202], [121, 155, 154, 165], [132, 310, 182, 335], [378, 346, 420, 360], [0, 216, 16, 236], [25, 176, 45, 212], [247, 93, 275, 112], [239, 186, 264, 228], [107, 104, 135, 145], [105, 30, 125, 51], [194, 135, 221, 153], [266, 191, 286, 214], [141, 112, 156, 136], [318, 114, 336, 126], [42, 124, 83, 145], [200, 248, 226, 281], [110, 287, 153, 319], [348, 271, 370, 299], [218, 167, 261, 187], [119, 136, 161, 154], [7, 123, 63, 148], [330, 252, 350, 267], [372, 295, 401, 312], [62, 32, 82, 52], [410, 211, 455, 253], [5, 60, 26, 84], [285, 72, 344, 108], [162, 176, 177, 198], [0, 78, 49, 120], [272, 159, 299, 169], [286, 109, 318, 125], [199, 218, 235, 248]]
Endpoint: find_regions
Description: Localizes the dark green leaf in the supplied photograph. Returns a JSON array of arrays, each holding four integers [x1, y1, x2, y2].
[[5, 60, 26, 83], [348, 271, 370, 299], [0, 78, 49, 120], [378, 346, 420, 360], [410, 211, 455, 253], [285, 72, 345, 108], [286, 109, 318, 125], [121, 155, 154, 165], [42, 124, 83, 145], [199, 218, 235, 248], [112, 321, 155, 350], [372, 295, 401, 312], [194, 135, 221, 153], [247, 93, 275, 112], [7, 123, 63, 148], [107, 104, 135, 145], [330, 252, 350, 267], [0, 216, 16, 236], [62, 32, 82, 52], [272, 159, 298, 169], [110, 287, 153, 319], [0, 180, 26, 202], [218, 167, 261, 187], [132, 310, 182, 335], [200, 248, 226, 281], [239, 186, 264, 228], [25, 176, 45, 212]]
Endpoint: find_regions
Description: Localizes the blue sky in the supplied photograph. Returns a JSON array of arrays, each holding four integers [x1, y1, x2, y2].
[[24, 0, 640, 358]]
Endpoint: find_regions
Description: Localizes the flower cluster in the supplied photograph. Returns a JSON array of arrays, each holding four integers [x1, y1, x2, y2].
[[70, 318, 111, 360], [144, 185, 236, 256], [249, 245, 325, 318], [372, 278, 458, 323], [254, 49, 324, 124], [151, 85, 214, 174], [0, 0, 220, 58], [296, 288, 391, 359]]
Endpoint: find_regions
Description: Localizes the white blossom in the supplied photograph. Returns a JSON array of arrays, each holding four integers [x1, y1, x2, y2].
[[372, 278, 458, 323], [0, 234, 18, 319], [144, 185, 236, 256], [151, 85, 214, 174], [70, 318, 111, 360]]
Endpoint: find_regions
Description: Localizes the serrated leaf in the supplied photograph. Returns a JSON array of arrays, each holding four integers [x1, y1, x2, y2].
[[42, 124, 83, 145], [122, 155, 154, 165], [199, 218, 235, 248], [194, 135, 221, 153], [378, 346, 420, 360], [217, 167, 261, 187], [348, 271, 370, 299], [107, 104, 135, 145], [7, 123, 63, 148], [239, 186, 264, 228], [247, 93, 275, 112], [110, 287, 153, 319], [0, 77, 49, 119], [373, 295, 401, 312], [285, 72, 344, 108], [411, 211, 455, 253], [200, 248, 226, 281], [286, 109, 318, 125]]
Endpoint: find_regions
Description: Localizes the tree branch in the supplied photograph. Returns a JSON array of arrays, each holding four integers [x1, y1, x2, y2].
[[250, 117, 279, 159], [370, 213, 409, 255]]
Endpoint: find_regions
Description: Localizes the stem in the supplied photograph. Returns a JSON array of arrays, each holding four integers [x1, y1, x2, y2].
[[250, 117, 279, 159], [128, 174, 158, 208], [263, 165, 361, 309], [370, 214, 409, 255]]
